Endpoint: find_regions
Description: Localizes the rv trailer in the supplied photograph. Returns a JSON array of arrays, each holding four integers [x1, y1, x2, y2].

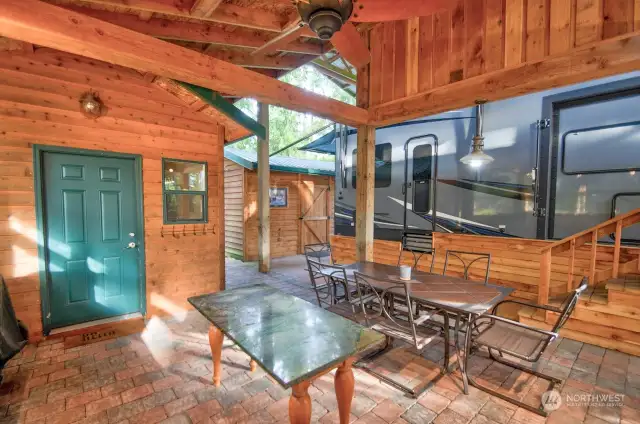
[[302, 72, 640, 243]]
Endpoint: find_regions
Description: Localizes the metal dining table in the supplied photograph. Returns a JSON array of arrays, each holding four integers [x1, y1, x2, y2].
[[321, 261, 514, 394]]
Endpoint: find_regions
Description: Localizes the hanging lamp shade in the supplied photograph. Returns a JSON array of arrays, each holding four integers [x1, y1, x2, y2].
[[461, 100, 494, 168]]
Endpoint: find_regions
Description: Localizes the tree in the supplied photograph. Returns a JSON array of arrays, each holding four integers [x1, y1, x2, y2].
[[231, 64, 354, 160]]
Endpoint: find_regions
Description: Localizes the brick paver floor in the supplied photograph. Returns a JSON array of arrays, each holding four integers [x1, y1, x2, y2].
[[0, 257, 638, 424]]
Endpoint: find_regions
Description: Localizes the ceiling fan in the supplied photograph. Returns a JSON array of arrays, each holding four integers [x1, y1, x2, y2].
[[295, 0, 452, 68]]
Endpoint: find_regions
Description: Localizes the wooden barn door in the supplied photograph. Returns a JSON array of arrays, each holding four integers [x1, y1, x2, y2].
[[299, 180, 331, 251]]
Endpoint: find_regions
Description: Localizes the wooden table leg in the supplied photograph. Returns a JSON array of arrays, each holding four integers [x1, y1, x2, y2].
[[289, 380, 311, 424], [208, 325, 223, 387], [250, 360, 257, 372], [334, 358, 355, 424]]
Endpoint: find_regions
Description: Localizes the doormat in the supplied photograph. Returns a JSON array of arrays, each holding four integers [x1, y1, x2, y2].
[[62, 318, 146, 349]]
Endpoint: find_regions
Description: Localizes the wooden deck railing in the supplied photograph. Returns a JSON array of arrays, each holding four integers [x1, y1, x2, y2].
[[538, 208, 640, 304]]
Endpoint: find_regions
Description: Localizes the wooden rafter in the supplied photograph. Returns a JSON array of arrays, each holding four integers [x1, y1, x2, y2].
[[0, 0, 368, 126], [153, 76, 251, 141], [47, 0, 286, 32], [203, 48, 311, 70], [180, 81, 266, 139], [190, 0, 223, 18], [251, 20, 308, 57], [59, 6, 323, 55], [312, 59, 356, 85]]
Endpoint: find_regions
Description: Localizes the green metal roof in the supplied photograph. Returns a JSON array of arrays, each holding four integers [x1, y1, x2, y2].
[[224, 147, 335, 176]]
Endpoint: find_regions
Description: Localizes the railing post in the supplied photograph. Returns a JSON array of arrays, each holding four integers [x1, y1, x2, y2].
[[539, 250, 552, 305], [589, 230, 597, 285], [612, 220, 622, 279], [567, 239, 576, 291]]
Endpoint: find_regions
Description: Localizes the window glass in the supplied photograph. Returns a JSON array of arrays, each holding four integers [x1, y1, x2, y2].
[[163, 160, 206, 191], [562, 121, 640, 174], [413, 144, 432, 181], [162, 159, 207, 223], [351, 143, 393, 189]]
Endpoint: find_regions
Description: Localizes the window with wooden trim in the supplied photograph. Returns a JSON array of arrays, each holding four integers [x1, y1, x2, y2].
[[162, 158, 208, 224]]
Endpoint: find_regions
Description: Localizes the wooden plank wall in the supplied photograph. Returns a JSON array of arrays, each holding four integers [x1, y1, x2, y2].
[[0, 48, 225, 340], [331, 234, 640, 301], [368, 0, 640, 106], [223, 159, 244, 260], [244, 171, 334, 262]]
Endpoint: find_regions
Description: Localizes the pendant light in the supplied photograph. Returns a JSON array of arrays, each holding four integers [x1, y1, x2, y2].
[[460, 100, 494, 168]]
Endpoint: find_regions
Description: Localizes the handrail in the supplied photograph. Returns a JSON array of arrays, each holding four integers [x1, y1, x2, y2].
[[538, 207, 640, 305]]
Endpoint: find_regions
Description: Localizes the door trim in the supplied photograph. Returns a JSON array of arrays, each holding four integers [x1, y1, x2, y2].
[[33, 145, 147, 335]]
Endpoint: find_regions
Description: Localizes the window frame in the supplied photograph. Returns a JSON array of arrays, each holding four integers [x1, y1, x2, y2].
[[162, 157, 208, 224]]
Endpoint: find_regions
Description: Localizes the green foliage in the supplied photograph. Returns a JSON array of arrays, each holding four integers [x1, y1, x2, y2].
[[231, 65, 354, 161]]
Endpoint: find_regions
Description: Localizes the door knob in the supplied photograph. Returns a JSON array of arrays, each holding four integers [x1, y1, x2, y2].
[[126, 242, 136, 249]]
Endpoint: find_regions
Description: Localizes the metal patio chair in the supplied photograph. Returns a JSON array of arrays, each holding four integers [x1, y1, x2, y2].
[[462, 278, 589, 416], [304, 243, 335, 265], [347, 271, 449, 397], [306, 258, 351, 308], [443, 250, 491, 284], [397, 231, 436, 272]]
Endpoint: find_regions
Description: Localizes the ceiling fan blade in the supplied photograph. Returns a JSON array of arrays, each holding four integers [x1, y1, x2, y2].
[[349, 0, 452, 22], [330, 22, 370, 68]]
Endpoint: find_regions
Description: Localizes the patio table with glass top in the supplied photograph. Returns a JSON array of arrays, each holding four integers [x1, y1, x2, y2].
[[188, 284, 385, 424], [320, 261, 514, 393]]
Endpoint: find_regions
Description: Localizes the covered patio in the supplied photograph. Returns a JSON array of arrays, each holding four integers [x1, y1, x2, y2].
[[0, 259, 637, 424], [0, 0, 639, 423]]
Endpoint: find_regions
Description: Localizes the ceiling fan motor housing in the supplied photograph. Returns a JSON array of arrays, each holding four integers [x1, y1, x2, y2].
[[309, 10, 344, 39], [298, 0, 353, 39]]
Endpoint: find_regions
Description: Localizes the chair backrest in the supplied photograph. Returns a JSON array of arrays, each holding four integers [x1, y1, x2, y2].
[[398, 232, 435, 272], [443, 250, 491, 284], [304, 243, 333, 264], [306, 258, 349, 305], [353, 272, 421, 348], [551, 277, 589, 333]]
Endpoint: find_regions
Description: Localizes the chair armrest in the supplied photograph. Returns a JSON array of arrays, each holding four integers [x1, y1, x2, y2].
[[492, 299, 562, 315], [472, 314, 558, 340]]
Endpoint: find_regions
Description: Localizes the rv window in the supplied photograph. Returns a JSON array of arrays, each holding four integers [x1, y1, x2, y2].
[[413, 144, 433, 181], [351, 143, 393, 189], [562, 121, 640, 174]]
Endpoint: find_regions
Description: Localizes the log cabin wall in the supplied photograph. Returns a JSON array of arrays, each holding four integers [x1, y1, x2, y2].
[[223, 159, 245, 260], [244, 171, 334, 262], [367, 0, 640, 124], [0, 48, 225, 340]]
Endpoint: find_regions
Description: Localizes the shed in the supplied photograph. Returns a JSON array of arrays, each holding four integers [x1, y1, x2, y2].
[[223, 147, 335, 261]]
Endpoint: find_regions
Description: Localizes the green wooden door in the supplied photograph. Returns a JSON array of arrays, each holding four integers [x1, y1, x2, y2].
[[42, 152, 142, 328]]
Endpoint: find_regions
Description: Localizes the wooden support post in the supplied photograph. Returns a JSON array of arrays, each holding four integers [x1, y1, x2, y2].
[[217, 124, 226, 290], [567, 239, 576, 292], [613, 220, 622, 278], [257, 102, 271, 273], [589, 231, 598, 285], [539, 250, 551, 305], [355, 125, 375, 262]]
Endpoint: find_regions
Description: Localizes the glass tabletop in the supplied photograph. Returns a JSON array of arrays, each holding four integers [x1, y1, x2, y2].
[[327, 261, 514, 315], [188, 284, 385, 388]]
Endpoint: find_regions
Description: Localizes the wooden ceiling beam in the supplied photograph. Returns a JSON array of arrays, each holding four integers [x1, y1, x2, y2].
[[370, 32, 640, 126], [203, 48, 308, 70], [251, 20, 307, 57], [49, 0, 285, 32], [190, 0, 223, 18], [60, 6, 324, 55], [0, 0, 368, 126]]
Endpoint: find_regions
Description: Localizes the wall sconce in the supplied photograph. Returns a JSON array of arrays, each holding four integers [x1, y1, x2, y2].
[[79, 91, 107, 119]]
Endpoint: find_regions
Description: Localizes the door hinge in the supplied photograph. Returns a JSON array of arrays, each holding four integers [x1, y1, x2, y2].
[[536, 119, 550, 130], [534, 207, 547, 217]]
